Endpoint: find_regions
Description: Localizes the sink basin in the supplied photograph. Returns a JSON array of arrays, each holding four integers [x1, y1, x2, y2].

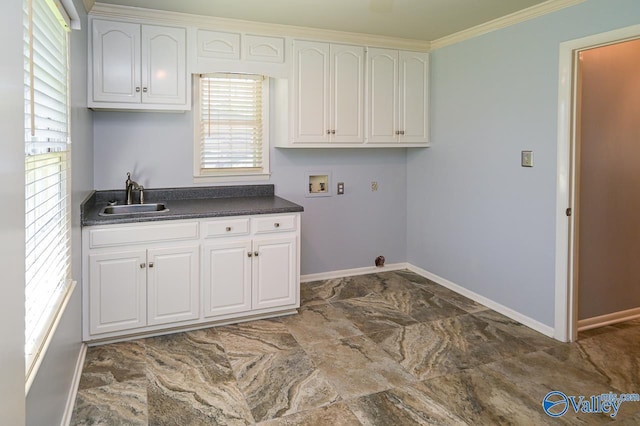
[[99, 203, 169, 216]]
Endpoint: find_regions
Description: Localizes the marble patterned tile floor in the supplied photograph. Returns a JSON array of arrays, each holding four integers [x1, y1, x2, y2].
[[71, 270, 640, 425]]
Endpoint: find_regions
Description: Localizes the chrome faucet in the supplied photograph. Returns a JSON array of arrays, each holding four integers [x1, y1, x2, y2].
[[125, 172, 144, 205]]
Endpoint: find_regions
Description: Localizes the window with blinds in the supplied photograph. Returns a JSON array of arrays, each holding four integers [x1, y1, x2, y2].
[[24, 0, 72, 383], [195, 73, 270, 180]]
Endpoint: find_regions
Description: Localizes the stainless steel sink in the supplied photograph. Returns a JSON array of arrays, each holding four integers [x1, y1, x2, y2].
[[99, 203, 169, 216]]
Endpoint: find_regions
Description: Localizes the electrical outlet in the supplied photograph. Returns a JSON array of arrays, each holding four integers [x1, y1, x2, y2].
[[337, 182, 344, 195], [371, 181, 378, 191], [521, 151, 534, 167]]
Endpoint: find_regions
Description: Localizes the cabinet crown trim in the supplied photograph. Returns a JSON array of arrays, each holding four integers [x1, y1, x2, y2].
[[90, 2, 430, 51]]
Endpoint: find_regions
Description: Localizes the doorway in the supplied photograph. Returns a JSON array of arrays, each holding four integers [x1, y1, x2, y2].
[[576, 38, 640, 330], [555, 24, 640, 342]]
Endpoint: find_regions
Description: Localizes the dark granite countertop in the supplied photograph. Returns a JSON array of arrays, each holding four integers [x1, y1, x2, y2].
[[81, 185, 304, 226]]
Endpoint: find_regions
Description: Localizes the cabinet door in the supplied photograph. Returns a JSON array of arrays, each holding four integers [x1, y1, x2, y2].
[[92, 20, 141, 103], [366, 48, 399, 143], [331, 44, 364, 143], [89, 250, 146, 334], [399, 51, 429, 144], [141, 25, 187, 105], [252, 236, 298, 310], [147, 245, 199, 326], [203, 241, 252, 317], [292, 40, 330, 143]]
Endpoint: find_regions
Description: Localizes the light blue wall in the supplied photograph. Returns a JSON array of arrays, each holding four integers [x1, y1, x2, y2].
[[93, 111, 408, 275], [26, 0, 94, 423], [0, 0, 27, 423], [407, 0, 640, 327]]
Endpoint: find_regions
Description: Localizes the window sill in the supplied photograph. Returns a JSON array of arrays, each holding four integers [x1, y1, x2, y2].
[[25, 280, 76, 395], [193, 172, 271, 184]]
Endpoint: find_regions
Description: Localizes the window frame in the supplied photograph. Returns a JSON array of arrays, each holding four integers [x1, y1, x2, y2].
[[193, 73, 271, 183], [24, 0, 75, 392]]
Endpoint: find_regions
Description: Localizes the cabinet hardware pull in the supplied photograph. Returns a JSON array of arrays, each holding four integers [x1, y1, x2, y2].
[[327, 130, 331, 134], [140, 263, 146, 268], [254, 251, 259, 257], [247, 252, 253, 257], [395, 130, 400, 135], [143, 87, 148, 93], [226, 226, 232, 232], [149, 262, 154, 268], [136, 87, 141, 93], [331, 130, 336, 134], [274, 223, 280, 228], [400, 130, 405, 135]]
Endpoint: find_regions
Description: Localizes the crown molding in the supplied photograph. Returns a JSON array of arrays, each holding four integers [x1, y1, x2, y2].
[[82, 0, 95, 13], [90, 2, 431, 51], [431, 0, 587, 50]]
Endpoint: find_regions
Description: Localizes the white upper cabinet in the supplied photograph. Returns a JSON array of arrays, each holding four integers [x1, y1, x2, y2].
[[367, 48, 429, 145], [399, 51, 430, 144], [191, 29, 288, 77], [91, 20, 141, 104], [141, 25, 188, 106], [288, 40, 364, 146], [196, 29, 241, 60], [291, 41, 330, 144], [367, 48, 398, 143], [332, 44, 365, 143], [89, 19, 188, 110], [243, 35, 285, 64]]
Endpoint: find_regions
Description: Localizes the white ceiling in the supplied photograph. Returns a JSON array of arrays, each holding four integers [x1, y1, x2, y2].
[[94, 0, 550, 41]]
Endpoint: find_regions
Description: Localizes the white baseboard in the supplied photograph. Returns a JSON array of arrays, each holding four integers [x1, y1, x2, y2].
[[406, 264, 556, 338], [577, 307, 640, 331], [300, 262, 555, 338], [301, 262, 409, 283], [61, 343, 87, 426]]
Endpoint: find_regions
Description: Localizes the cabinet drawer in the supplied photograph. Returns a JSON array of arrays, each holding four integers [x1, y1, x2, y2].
[[252, 215, 297, 234], [90, 222, 199, 248], [204, 218, 250, 238]]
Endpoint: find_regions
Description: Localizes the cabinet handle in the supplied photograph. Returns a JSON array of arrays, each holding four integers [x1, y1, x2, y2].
[[148, 262, 154, 268], [395, 130, 400, 135], [327, 130, 331, 135], [139, 263, 146, 269], [274, 223, 280, 228], [226, 226, 232, 232], [247, 252, 253, 257], [136, 87, 141, 93], [143, 87, 148, 93], [331, 130, 336, 134], [254, 251, 259, 257], [400, 130, 405, 135]]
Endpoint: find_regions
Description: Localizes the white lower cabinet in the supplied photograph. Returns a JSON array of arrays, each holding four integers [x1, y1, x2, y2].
[[202, 236, 297, 317], [89, 249, 147, 335], [88, 244, 199, 335], [147, 245, 200, 326], [203, 240, 253, 317], [252, 236, 297, 310], [83, 213, 300, 342]]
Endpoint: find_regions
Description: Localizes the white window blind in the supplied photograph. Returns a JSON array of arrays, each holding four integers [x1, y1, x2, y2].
[[24, 0, 72, 382], [197, 73, 268, 177]]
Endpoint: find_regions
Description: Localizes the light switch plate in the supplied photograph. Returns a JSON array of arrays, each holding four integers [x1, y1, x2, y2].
[[521, 151, 533, 167], [337, 182, 344, 195]]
